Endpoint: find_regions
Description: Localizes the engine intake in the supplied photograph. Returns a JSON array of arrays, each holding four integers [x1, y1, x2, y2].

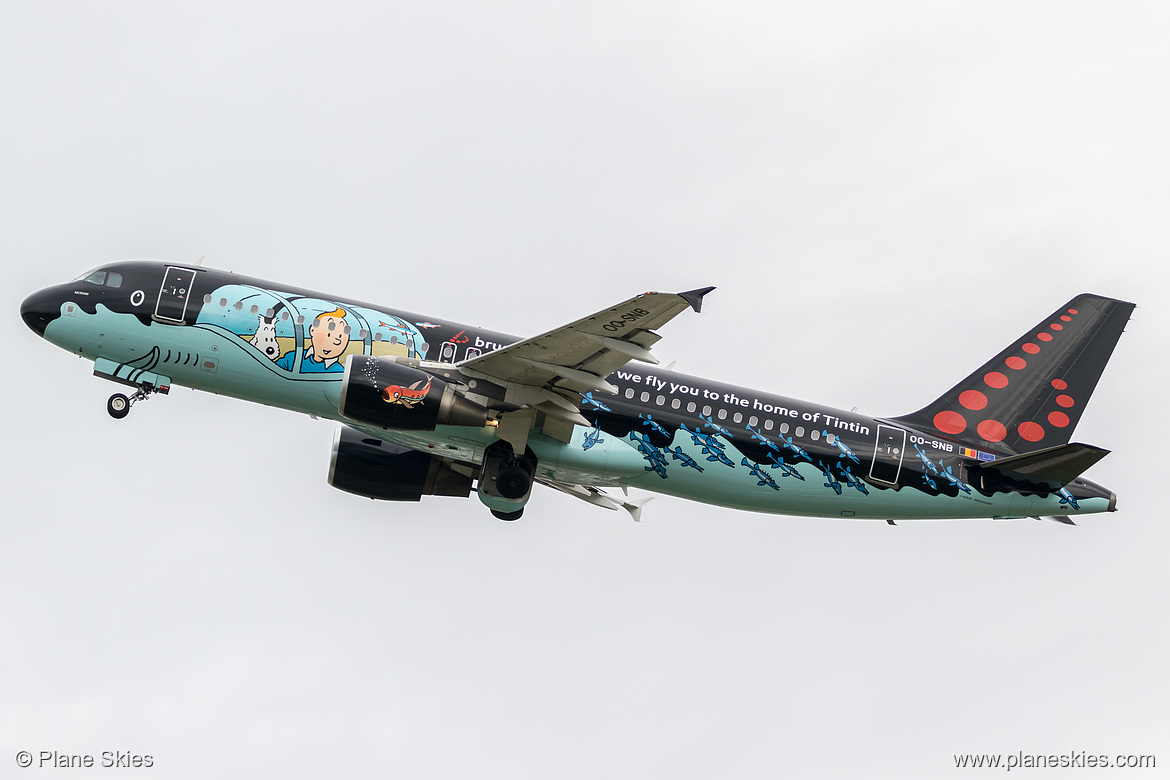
[[328, 426, 473, 501], [340, 355, 487, 430]]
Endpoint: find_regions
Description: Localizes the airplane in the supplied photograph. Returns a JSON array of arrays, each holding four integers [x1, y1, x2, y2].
[[21, 260, 1133, 524]]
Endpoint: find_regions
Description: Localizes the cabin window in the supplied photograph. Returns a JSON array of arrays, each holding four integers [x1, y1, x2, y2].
[[234, 302, 243, 311], [733, 412, 743, 424], [764, 419, 774, 430], [265, 308, 274, 318], [250, 305, 259, 315], [717, 409, 727, 420], [671, 398, 681, 410], [203, 294, 212, 304], [342, 325, 352, 335], [625, 388, 635, 399], [105, 272, 123, 288], [390, 335, 398, 345], [748, 415, 758, 427], [810, 429, 820, 441], [281, 311, 289, 321], [296, 315, 305, 325], [358, 329, 367, 339], [687, 402, 697, 413], [701, 405, 712, 416], [640, 391, 650, 402], [795, 426, 805, 437], [656, 395, 665, 406], [780, 423, 789, 434], [421, 342, 429, 351], [219, 298, 228, 307], [374, 332, 382, 341], [826, 433, 836, 445]]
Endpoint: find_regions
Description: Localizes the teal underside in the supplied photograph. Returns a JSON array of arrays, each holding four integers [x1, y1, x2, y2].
[[45, 303, 1109, 520]]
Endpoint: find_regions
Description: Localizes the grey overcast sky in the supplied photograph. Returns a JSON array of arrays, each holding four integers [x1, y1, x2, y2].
[[3, 2, 1168, 777]]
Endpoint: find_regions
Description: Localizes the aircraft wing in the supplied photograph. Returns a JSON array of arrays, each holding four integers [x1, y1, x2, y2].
[[456, 287, 714, 397]]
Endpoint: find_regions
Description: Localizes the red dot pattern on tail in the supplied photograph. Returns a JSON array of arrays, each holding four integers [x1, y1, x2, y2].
[[959, 390, 987, 410], [931, 305, 1086, 447], [1018, 422, 1045, 442], [985, 372, 1008, 389], [934, 410, 967, 434], [977, 419, 1007, 442]]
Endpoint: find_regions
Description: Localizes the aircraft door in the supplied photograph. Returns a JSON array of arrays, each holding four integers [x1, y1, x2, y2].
[[154, 267, 197, 324], [869, 425, 906, 484]]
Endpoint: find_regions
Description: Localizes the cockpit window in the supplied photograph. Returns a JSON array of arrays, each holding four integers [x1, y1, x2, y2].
[[106, 272, 123, 288], [83, 271, 107, 285]]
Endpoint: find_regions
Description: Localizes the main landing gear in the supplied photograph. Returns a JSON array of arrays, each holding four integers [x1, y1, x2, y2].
[[106, 384, 162, 420], [477, 440, 538, 521]]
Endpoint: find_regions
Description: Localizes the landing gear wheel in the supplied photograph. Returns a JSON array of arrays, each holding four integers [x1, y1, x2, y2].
[[107, 393, 130, 419], [491, 509, 524, 521]]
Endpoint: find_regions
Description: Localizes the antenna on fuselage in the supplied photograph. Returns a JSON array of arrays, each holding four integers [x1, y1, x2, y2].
[[193, 256, 205, 267]]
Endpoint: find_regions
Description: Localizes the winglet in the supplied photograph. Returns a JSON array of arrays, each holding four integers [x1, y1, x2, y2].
[[678, 286, 716, 313]]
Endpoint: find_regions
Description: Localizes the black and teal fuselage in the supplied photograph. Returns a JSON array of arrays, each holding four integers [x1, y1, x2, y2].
[[21, 261, 1125, 521]]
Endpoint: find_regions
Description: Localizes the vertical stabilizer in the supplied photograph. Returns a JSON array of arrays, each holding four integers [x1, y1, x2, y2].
[[892, 294, 1134, 454]]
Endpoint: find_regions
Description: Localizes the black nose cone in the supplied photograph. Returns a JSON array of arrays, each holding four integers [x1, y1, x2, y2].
[[21, 288, 60, 337]]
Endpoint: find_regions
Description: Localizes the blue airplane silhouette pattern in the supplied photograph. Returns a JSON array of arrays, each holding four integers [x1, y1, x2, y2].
[[824, 431, 860, 463], [741, 458, 780, 491], [681, 424, 726, 453], [779, 434, 810, 462], [914, 444, 940, 475], [699, 414, 733, 440], [839, 465, 869, 495], [746, 423, 782, 453], [1058, 487, 1080, 510], [582, 421, 604, 451], [581, 392, 612, 413], [629, 431, 669, 477], [817, 460, 843, 495], [765, 453, 805, 480], [638, 413, 670, 438], [922, 473, 938, 490], [665, 446, 704, 472], [705, 447, 736, 468], [940, 464, 971, 494]]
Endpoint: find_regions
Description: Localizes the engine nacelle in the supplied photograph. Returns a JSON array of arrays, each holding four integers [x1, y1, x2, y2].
[[339, 355, 487, 430], [328, 426, 473, 501]]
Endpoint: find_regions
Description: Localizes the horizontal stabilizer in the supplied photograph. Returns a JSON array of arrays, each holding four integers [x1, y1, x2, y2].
[[974, 442, 1109, 484]]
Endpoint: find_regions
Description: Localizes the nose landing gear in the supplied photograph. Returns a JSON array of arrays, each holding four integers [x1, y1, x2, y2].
[[106, 382, 164, 419]]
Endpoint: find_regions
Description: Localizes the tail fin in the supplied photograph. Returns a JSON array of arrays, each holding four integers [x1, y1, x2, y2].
[[892, 293, 1134, 454]]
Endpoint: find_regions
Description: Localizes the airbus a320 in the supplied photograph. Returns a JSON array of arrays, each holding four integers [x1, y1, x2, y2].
[[21, 261, 1132, 524]]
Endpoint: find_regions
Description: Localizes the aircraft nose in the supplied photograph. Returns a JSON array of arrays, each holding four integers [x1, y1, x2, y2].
[[20, 287, 60, 337]]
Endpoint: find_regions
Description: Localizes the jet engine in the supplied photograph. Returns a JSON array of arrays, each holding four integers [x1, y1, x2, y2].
[[328, 425, 473, 501], [340, 355, 487, 430]]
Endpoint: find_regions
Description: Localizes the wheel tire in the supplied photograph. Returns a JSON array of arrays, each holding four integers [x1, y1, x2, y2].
[[491, 509, 524, 521], [496, 463, 533, 500], [107, 393, 130, 419]]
